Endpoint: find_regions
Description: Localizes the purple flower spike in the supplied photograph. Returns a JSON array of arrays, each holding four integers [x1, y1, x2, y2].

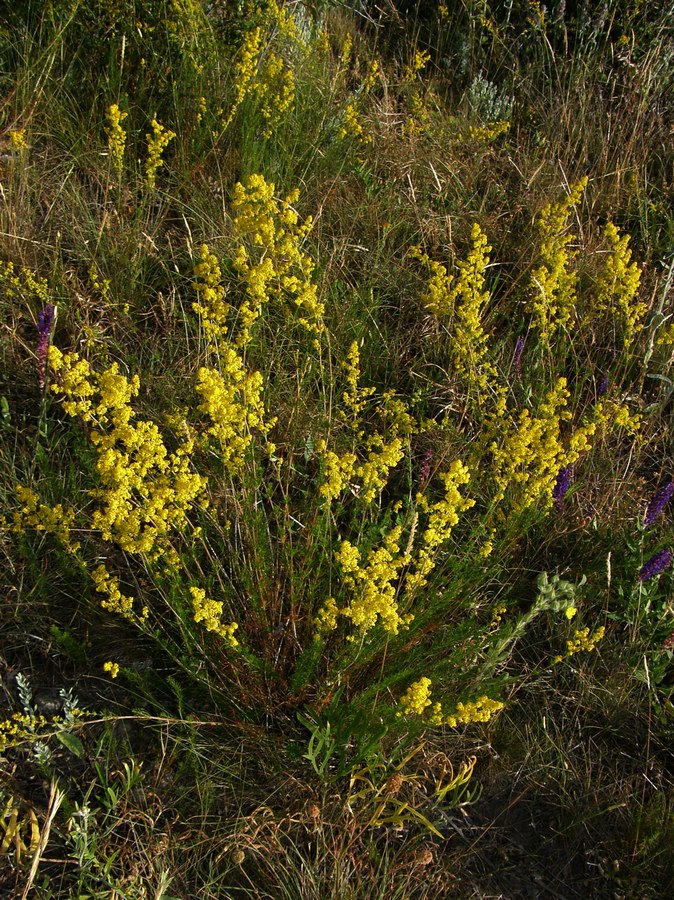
[[644, 481, 674, 526], [638, 549, 673, 582], [37, 303, 55, 389], [512, 335, 525, 377], [418, 448, 433, 486], [552, 465, 573, 509], [38, 303, 55, 335], [598, 373, 608, 396]]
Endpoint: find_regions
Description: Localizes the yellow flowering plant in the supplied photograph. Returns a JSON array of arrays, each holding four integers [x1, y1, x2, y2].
[[231, 174, 324, 346], [3, 7, 672, 892], [528, 178, 587, 349], [144, 117, 176, 190]]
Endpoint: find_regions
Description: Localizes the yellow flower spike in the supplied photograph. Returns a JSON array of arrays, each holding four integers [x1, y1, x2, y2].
[[192, 244, 230, 347], [318, 450, 357, 502], [336, 527, 412, 636], [592, 222, 644, 345], [489, 377, 602, 512], [314, 597, 340, 637], [412, 224, 498, 396], [322, 354, 416, 505], [565, 606, 577, 620], [338, 34, 352, 70], [92, 565, 139, 621], [341, 341, 375, 426], [406, 460, 474, 591], [9, 128, 29, 150], [12, 485, 80, 554], [255, 51, 295, 139], [189, 587, 239, 647], [144, 118, 176, 190], [195, 354, 275, 472], [231, 174, 324, 345], [106, 104, 127, 179], [223, 3, 297, 136], [225, 26, 262, 128], [443, 695, 504, 727], [49, 349, 206, 557], [529, 178, 587, 348]]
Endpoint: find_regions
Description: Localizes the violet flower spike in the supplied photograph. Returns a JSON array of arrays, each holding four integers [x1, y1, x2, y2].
[[644, 480, 674, 527], [512, 335, 525, 377], [598, 372, 608, 396], [638, 549, 673, 582], [552, 465, 573, 509], [418, 448, 433, 486], [37, 303, 55, 390]]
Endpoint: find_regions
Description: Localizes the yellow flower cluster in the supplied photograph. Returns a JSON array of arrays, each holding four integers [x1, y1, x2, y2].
[[490, 377, 597, 510], [318, 344, 415, 504], [225, 26, 263, 128], [338, 60, 379, 144], [144, 118, 176, 190], [362, 59, 380, 94], [166, 0, 206, 45], [330, 526, 413, 636], [565, 625, 605, 657], [398, 678, 504, 728], [88, 264, 112, 308], [529, 178, 587, 347], [106, 103, 127, 180], [316, 445, 357, 501], [592, 222, 644, 344], [402, 91, 430, 137], [490, 602, 507, 627], [411, 224, 496, 393], [656, 321, 674, 345], [466, 120, 510, 143], [0, 712, 49, 753], [398, 677, 432, 716], [103, 660, 120, 678], [192, 244, 230, 346], [49, 346, 206, 556], [255, 51, 295, 138], [357, 433, 405, 503], [341, 341, 375, 429], [0, 260, 49, 306], [92, 564, 148, 622], [320, 404, 412, 504], [404, 50, 430, 81], [196, 95, 207, 124], [406, 461, 475, 591], [48, 347, 98, 419], [231, 174, 324, 345], [360, 393, 416, 502], [0, 710, 82, 753], [339, 103, 368, 142], [8, 129, 28, 150], [189, 242, 276, 470], [314, 595, 340, 636], [224, 2, 297, 135], [196, 353, 275, 470], [13, 485, 79, 553], [189, 587, 239, 646], [592, 398, 641, 437], [438, 695, 504, 728]]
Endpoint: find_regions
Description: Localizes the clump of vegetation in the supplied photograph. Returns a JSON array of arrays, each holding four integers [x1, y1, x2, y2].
[[1, 1, 673, 896]]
